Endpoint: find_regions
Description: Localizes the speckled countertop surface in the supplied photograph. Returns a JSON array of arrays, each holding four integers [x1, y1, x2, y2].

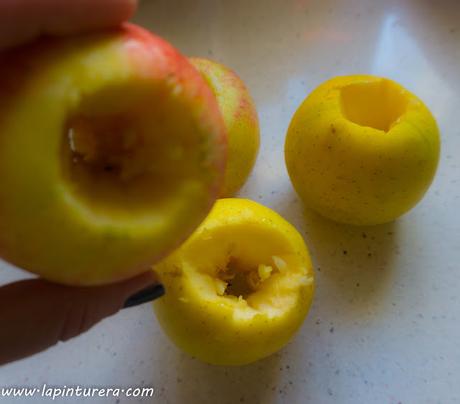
[[1, 0, 459, 403]]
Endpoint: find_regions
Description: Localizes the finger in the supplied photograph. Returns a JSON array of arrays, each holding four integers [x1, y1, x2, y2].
[[0, 270, 162, 365], [0, 0, 138, 50], [58, 270, 161, 341]]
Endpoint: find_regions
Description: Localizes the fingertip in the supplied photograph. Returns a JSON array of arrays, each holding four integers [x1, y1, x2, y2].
[[123, 284, 165, 308], [0, 0, 139, 49], [90, 0, 139, 28], [121, 0, 139, 21], [45, 0, 139, 35]]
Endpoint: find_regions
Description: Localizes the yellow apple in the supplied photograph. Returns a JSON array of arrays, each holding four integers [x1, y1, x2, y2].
[[153, 198, 314, 366], [190, 58, 260, 197], [0, 24, 227, 285], [285, 75, 440, 225]]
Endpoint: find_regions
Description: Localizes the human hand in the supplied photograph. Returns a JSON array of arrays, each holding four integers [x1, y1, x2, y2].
[[0, 272, 164, 365], [0, 0, 165, 366]]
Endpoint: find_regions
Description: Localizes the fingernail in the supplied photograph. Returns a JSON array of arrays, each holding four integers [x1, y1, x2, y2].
[[123, 284, 165, 308]]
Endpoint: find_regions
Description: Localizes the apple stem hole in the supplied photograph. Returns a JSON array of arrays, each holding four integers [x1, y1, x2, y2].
[[340, 79, 409, 132], [217, 257, 278, 299]]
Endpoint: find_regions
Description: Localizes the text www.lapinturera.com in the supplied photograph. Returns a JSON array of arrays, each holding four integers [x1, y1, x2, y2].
[[1, 384, 155, 400]]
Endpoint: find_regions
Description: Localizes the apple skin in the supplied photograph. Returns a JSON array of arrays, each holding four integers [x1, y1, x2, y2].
[[190, 58, 259, 197], [153, 198, 314, 366], [0, 24, 227, 285], [285, 75, 440, 226]]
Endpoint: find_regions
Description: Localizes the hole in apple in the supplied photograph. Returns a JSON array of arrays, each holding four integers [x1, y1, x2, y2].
[[216, 256, 284, 300], [67, 115, 145, 181], [340, 79, 408, 132], [60, 83, 206, 216], [217, 258, 263, 299], [188, 224, 310, 315]]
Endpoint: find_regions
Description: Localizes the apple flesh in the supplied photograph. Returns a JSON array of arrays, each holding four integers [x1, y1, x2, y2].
[[0, 24, 226, 285], [190, 58, 259, 197], [285, 75, 440, 225], [153, 198, 314, 366]]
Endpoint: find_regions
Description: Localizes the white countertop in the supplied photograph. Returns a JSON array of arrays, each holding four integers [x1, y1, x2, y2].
[[1, 0, 459, 403]]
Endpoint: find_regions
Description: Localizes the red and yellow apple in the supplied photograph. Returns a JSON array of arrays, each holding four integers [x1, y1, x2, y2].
[[285, 75, 440, 225], [153, 198, 314, 366], [0, 24, 226, 285], [190, 58, 259, 197]]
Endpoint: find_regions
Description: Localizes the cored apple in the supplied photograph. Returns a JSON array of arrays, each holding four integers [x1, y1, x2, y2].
[[0, 24, 226, 285], [285, 75, 440, 225], [153, 198, 314, 365], [190, 58, 259, 197]]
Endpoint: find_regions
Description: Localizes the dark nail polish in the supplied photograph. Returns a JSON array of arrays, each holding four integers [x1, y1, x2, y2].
[[123, 284, 165, 308]]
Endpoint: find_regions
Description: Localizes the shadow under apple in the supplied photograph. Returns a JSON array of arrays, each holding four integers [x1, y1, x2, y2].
[[304, 206, 398, 310], [274, 189, 399, 321]]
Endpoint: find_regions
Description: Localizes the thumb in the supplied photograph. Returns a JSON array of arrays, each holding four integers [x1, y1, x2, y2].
[[0, 0, 138, 50], [0, 271, 163, 365]]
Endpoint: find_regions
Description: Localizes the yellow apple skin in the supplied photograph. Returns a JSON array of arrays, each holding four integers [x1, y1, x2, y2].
[[190, 58, 260, 197], [285, 75, 440, 225], [153, 198, 314, 366], [0, 24, 226, 285]]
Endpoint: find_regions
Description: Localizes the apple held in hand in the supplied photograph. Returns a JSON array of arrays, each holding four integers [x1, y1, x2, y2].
[[0, 24, 226, 285], [285, 75, 440, 225], [153, 198, 314, 366], [190, 58, 260, 197]]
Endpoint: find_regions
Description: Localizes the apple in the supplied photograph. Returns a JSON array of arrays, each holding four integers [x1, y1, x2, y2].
[[0, 24, 227, 285], [190, 58, 259, 197], [153, 198, 314, 366], [285, 75, 440, 225]]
